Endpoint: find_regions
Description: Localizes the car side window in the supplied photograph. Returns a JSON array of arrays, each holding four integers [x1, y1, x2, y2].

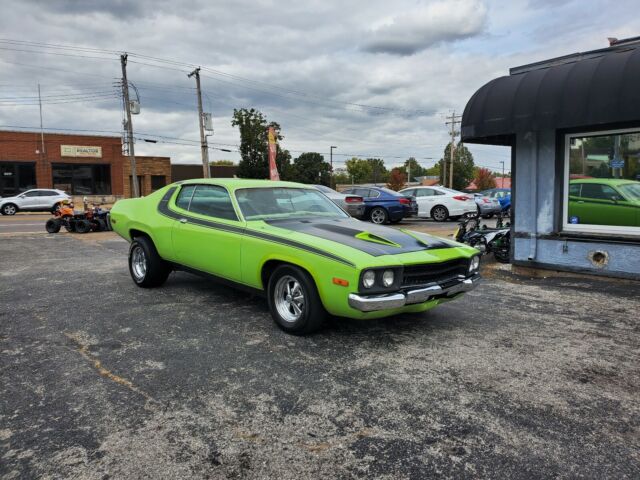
[[581, 184, 616, 201], [23, 191, 39, 197], [402, 189, 415, 197], [416, 189, 434, 197], [569, 184, 581, 197], [188, 185, 238, 221], [433, 190, 445, 196], [175, 185, 196, 210], [368, 189, 380, 198], [354, 188, 370, 197], [39, 190, 57, 196]]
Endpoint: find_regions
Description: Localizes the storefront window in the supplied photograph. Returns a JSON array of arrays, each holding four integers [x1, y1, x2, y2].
[[564, 128, 640, 235], [0, 162, 36, 197], [52, 164, 111, 195]]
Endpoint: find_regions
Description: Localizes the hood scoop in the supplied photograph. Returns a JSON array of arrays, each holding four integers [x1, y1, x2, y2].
[[355, 231, 401, 247]]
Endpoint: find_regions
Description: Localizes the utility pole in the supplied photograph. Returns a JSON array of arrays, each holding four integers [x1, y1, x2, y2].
[[445, 111, 462, 189], [330, 146, 337, 187], [37, 84, 45, 160], [500, 160, 505, 187], [188, 67, 210, 178], [120, 54, 139, 197]]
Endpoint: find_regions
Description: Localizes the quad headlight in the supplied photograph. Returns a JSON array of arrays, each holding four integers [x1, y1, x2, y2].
[[469, 255, 481, 273], [362, 270, 376, 288], [382, 269, 395, 287]]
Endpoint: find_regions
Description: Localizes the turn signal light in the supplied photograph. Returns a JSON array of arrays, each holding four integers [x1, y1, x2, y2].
[[332, 277, 349, 287]]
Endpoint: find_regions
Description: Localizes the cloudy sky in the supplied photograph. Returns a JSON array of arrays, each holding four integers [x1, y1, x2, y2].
[[0, 0, 637, 173]]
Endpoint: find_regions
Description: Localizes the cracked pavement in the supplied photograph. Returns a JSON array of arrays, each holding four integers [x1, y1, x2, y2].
[[1, 232, 639, 479]]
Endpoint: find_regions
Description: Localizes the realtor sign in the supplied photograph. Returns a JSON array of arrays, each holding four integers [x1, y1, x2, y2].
[[61, 145, 102, 158]]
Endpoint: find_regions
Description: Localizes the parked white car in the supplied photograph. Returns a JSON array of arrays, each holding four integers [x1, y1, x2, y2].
[[0, 189, 70, 215], [399, 186, 477, 221]]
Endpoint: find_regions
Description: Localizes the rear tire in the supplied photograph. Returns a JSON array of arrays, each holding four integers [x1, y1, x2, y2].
[[369, 207, 388, 224], [267, 264, 325, 335], [431, 205, 449, 222], [74, 219, 91, 234], [93, 219, 106, 232], [45, 219, 61, 233], [128, 236, 170, 288]]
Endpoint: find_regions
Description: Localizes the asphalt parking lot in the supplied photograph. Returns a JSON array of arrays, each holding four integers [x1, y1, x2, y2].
[[1, 231, 639, 479]]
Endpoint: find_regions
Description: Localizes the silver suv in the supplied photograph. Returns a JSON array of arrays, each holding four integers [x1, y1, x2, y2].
[[0, 189, 70, 215]]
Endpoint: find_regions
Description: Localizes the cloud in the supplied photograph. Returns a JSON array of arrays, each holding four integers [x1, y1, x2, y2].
[[363, 0, 488, 55]]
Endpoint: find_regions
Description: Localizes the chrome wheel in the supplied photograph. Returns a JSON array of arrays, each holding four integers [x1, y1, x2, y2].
[[274, 275, 305, 323], [432, 206, 448, 221], [370, 208, 386, 224], [131, 245, 147, 281]]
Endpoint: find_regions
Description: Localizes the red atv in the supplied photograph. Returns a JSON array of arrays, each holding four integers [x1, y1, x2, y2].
[[45, 204, 110, 234]]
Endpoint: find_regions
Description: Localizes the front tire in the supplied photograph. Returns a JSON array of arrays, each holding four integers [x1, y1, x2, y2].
[[128, 236, 170, 288], [2, 203, 17, 216], [267, 265, 325, 335], [45, 219, 61, 233], [369, 207, 388, 224], [431, 205, 449, 222]]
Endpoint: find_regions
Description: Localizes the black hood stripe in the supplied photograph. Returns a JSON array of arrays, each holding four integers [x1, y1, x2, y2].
[[265, 218, 455, 256], [156, 187, 355, 267]]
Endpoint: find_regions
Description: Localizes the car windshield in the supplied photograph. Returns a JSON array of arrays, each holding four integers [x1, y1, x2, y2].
[[235, 187, 348, 221], [619, 182, 640, 201]]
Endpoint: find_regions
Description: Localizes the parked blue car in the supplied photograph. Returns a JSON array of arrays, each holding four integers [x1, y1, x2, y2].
[[341, 186, 417, 224]]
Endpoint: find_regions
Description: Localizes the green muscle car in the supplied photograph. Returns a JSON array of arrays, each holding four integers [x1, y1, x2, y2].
[[110, 179, 481, 334], [568, 179, 640, 227]]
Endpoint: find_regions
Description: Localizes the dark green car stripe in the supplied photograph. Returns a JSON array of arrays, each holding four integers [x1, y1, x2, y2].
[[157, 187, 355, 267]]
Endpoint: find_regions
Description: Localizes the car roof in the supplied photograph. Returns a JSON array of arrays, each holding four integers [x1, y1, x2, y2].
[[175, 178, 314, 191], [570, 178, 637, 185]]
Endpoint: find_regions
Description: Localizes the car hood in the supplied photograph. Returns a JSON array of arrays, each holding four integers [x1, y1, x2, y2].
[[261, 217, 459, 257]]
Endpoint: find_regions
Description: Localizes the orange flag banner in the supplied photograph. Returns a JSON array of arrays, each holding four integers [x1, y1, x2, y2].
[[268, 126, 280, 181]]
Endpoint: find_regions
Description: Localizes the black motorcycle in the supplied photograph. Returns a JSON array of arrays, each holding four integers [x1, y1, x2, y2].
[[454, 214, 511, 263]]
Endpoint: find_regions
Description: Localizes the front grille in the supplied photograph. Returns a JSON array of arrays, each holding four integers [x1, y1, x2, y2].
[[402, 259, 469, 287]]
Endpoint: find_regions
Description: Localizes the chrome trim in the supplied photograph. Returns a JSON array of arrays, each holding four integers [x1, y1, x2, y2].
[[348, 274, 480, 312]]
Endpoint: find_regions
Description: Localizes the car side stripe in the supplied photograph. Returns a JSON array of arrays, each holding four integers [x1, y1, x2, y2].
[[157, 187, 355, 267]]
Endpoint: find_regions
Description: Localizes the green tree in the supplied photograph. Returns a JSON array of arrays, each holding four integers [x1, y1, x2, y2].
[[438, 142, 475, 190], [345, 157, 372, 184], [424, 163, 440, 176], [333, 172, 350, 185], [231, 108, 291, 179], [367, 158, 388, 184], [290, 152, 331, 185], [210, 160, 235, 166], [398, 157, 425, 182]]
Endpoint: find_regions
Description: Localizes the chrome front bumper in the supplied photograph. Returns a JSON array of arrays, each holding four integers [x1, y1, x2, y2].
[[347, 274, 480, 312]]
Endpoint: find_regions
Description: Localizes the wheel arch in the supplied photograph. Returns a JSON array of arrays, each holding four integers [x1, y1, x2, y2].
[[261, 258, 315, 291]]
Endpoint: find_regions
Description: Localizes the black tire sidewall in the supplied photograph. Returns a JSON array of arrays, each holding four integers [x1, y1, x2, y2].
[[267, 265, 325, 334], [45, 219, 61, 233], [128, 236, 170, 288], [75, 220, 91, 233]]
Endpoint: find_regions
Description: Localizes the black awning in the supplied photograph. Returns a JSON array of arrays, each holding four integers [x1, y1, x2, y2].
[[461, 46, 640, 145]]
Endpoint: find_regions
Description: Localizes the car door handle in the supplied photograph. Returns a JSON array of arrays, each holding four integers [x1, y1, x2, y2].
[[179, 218, 187, 223]]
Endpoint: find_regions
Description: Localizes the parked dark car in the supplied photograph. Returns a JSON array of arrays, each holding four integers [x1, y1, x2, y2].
[[341, 186, 417, 224]]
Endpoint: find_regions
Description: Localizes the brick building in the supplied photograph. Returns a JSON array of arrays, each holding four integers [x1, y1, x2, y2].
[[0, 130, 171, 200]]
